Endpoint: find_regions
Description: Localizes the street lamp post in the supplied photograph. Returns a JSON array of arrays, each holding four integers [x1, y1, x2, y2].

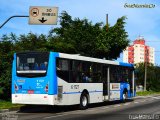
[[0, 15, 29, 29], [144, 49, 149, 91]]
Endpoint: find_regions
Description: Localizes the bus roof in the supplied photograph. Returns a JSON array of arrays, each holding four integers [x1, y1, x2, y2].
[[53, 52, 134, 68]]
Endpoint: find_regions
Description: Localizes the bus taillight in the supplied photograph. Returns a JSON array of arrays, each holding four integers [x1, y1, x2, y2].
[[45, 84, 48, 93], [15, 84, 18, 91]]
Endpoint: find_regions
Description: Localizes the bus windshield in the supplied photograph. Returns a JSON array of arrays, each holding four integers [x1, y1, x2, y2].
[[16, 52, 49, 77]]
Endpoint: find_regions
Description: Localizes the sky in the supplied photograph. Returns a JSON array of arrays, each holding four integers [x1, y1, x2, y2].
[[0, 0, 160, 65]]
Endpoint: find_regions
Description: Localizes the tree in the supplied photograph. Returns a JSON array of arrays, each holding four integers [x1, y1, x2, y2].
[[0, 34, 15, 100], [49, 11, 129, 59], [135, 63, 160, 91], [15, 33, 48, 52]]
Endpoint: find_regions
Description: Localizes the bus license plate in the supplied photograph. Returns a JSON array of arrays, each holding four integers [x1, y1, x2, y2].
[[28, 90, 34, 94]]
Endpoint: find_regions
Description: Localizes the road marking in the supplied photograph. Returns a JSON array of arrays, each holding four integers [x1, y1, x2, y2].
[[124, 103, 130, 106], [134, 101, 139, 104], [114, 105, 121, 107], [87, 109, 96, 112], [43, 109, 82, 119], [43, 113, 70, 119], [152, 97, 160, 99], [101, 106, 109, 109], [138, 100, 146, 103]]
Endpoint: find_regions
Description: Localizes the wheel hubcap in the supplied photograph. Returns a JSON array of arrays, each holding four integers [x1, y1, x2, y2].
[[82, 96, 87, 106], [123, 94, 126, 100]]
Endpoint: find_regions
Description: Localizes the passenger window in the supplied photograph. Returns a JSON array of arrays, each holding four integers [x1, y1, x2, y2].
[[56, 58, 70, 82], [57, 59, 69, 71]]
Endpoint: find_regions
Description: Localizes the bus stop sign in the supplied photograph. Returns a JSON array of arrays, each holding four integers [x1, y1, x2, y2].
[[29, 6, 58, 25]]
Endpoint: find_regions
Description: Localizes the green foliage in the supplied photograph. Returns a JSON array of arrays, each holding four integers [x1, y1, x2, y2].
[[0, 100, 23, 109], [136, 91, 160, 96], [0, 35, 14, 100], [49, 11, 129, 59], [16, 33, 48, 51], [135, 63, 160, 91], [0, 11, 130, 100]]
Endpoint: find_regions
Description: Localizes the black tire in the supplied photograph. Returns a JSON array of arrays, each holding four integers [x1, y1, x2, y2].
[[79, 93, 88, 110]]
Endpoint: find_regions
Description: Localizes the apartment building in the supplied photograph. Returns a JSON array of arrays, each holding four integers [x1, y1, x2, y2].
[[123, 36, 155, 64]]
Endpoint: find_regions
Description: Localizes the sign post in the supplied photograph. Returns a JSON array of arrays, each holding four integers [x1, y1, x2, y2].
[[29, 6, 58, 25]]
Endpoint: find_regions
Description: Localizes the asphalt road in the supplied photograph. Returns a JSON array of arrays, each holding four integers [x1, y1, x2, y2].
[[1, 95, 160, 120]]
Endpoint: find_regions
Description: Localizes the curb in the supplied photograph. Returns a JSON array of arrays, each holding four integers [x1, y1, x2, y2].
[[0, 107, 21, 113], [9, 107, 21, 112], [134, 94, 160, 99], [0, 109, 9, 113]]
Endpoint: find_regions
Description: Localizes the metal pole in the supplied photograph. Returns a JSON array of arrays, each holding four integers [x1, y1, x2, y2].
[[0, 15, 29, 29], [144, 62, 147, 91], [144, 49, 149, 91], [106, 14, 108, 32], [132, 71, 135, 96]]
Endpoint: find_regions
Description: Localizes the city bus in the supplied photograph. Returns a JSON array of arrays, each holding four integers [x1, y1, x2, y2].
[[12, 51, 135, 109]]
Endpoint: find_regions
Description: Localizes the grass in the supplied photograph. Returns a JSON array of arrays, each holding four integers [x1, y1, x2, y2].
[[0, 100, 24, 110], [136, 91, 160, 96]]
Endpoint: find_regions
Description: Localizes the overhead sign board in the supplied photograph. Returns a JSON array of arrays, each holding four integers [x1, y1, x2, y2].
[[29, 6, 58, 25]]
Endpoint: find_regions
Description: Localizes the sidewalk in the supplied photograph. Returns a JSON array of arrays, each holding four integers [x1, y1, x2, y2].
[[134, 94, 160, 99], [0, 107, 20, 113]]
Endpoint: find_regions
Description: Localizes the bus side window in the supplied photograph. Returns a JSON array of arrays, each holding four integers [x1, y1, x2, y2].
[[82, 73, 88, 83], [56, 58, 70, 82]]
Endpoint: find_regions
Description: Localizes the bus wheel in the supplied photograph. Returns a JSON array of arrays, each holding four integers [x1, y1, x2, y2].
[[79, 93, 88, 110], [122, 90, 128, 102]]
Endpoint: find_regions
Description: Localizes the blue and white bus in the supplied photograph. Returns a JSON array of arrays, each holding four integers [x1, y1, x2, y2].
[[12, 52, 135, 109]]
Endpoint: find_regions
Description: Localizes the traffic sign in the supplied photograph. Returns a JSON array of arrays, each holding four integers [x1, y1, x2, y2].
[[29, 6, 58, 25]]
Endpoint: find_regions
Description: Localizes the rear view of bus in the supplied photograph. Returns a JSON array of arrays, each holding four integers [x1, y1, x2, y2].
[[12, 52, 58, 105], [12, 52, 135, 108]]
